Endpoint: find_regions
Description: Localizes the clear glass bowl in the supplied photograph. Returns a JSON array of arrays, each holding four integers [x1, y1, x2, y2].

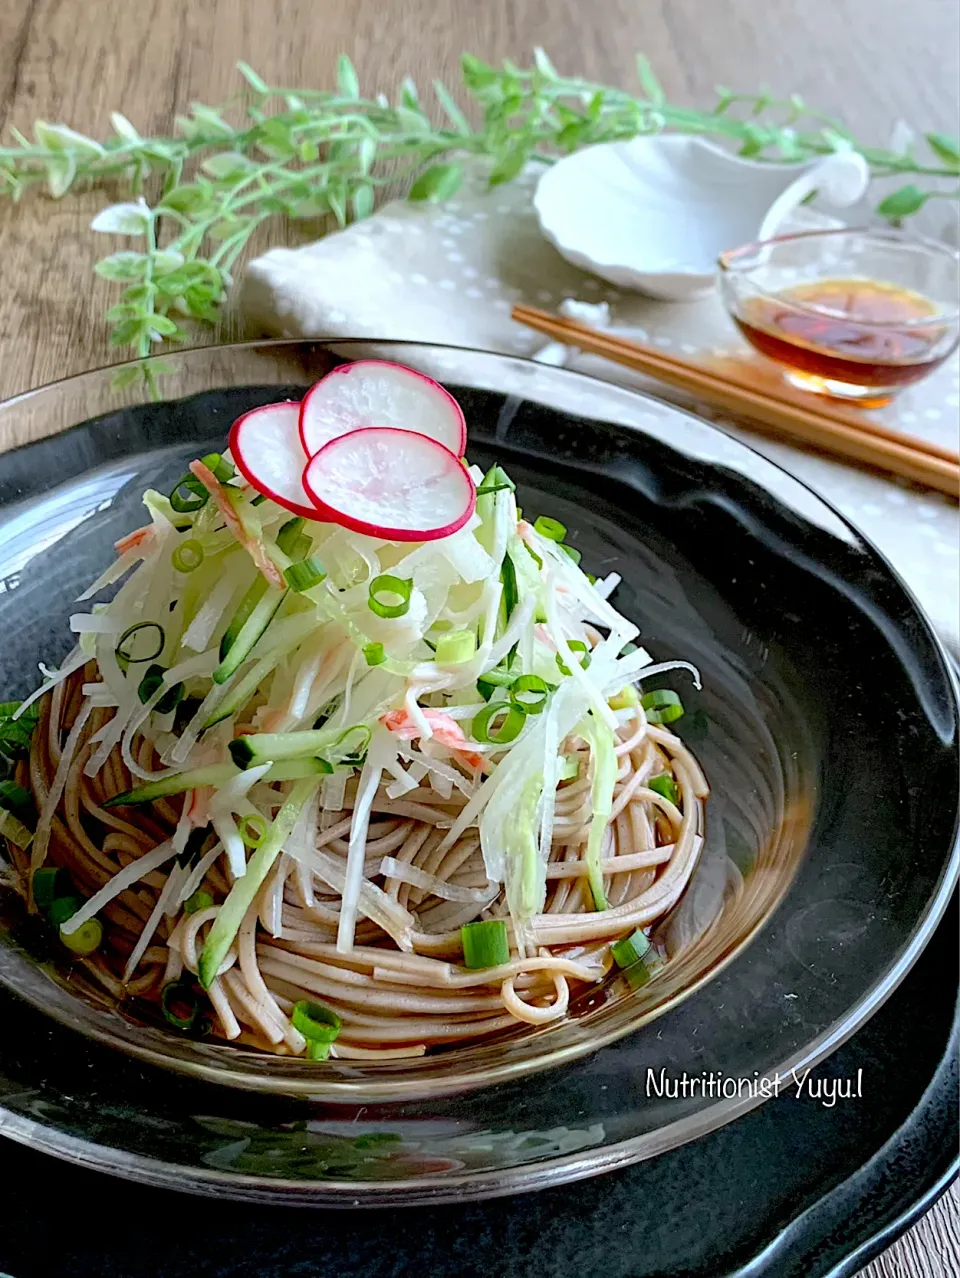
[[0, 340, 956, 1201], [718, 227, 960, 406]]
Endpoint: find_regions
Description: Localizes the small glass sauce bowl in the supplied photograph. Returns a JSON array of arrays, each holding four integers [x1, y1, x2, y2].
[[718, 227, 960, 407]]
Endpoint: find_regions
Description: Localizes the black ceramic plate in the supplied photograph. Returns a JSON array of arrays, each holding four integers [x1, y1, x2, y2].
[[0, 899, 953, 1277], [0, 341, 956, 1218]]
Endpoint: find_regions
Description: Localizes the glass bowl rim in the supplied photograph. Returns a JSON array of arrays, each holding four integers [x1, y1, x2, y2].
[[717, 225, 960, 327], [0, 338, 957, 1200]]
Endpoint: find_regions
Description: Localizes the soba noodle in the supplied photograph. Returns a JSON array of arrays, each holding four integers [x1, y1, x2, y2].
[[6, 663, 707, 1059]]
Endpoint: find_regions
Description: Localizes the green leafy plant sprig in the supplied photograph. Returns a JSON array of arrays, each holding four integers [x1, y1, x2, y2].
[[1, 50, 957, 370]]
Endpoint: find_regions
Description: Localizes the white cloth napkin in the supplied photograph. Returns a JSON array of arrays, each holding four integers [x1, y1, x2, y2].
[[241, 163, 960, 655]]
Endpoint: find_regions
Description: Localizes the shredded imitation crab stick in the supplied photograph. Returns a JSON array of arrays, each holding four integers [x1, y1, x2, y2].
[[381, 708, 489, 773], [189, 459, 284, 589]]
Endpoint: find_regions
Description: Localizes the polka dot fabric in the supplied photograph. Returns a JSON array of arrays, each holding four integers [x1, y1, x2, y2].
[[241, 164, 959, 655]]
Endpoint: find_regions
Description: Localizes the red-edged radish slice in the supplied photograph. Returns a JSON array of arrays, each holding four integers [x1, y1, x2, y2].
[[299, 360, 467, 459], [229, 402, 318, 520], [303, 428, 475, 542]]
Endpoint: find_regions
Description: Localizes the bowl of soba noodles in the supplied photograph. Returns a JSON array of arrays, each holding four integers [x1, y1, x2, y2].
[[0, 340, 955, 1201]]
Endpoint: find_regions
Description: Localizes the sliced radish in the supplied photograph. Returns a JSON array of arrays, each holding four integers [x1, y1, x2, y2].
[[303, 428, 475, 542], [229, 401, 318, 520], [299, 360, 467, 459]]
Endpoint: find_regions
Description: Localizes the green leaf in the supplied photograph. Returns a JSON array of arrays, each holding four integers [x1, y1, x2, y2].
[[187, 105, 236, 138], [91, 201, 151, 235], [201, 151, 255, 179], [357, 136, 376, 174], [408, 162, 463, 202], [147, 313, 179, 336], [489, 143, 527, 186], [460, 53, 498, 91], [636, 54, 664, 105], [351, 182, 374, 220], [34, 121, 105, 157], [111, 365, 144, 391], [876, 184, 928, 219], [110, 112, 141, 143], [159, 184, 213, 216], [327, 181, 347, 227], [926, 132, 960, 168], [45, 153, 76, 198], [400, 76, 421, 110], [533, 47, 558, 80], [95, 252, 148, 281], [105, 302, 143, 322], [433, 81, 471, 134], [152, 249, 186, 275], [337, 54, 360, 100], [110, 318, 147, 346], [236, 61, 269, 95]]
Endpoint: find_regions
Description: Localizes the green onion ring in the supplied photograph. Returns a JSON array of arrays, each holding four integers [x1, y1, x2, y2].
[[116, 621, 165, 665], [472, 701, 526, 745], [367, 574, 413, 619]]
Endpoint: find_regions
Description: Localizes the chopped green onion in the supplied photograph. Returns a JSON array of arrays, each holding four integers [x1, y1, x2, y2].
[[60, 916, 102, 955], [474, 466, 515, 497], [367, 574, 413, 619], [559, 543, 582, 565], [525, 543, 543, 569], [435, 629, 476, 665], [362, 642, 386, 666], [33, 866, 69, 912], [284, 556, 327, 592], [161, 980, 200, 1031], [461, 919, 510, 969], [476, 666, 516, 700], [183, 889, 214, 915], [641, 689, 684, 724], [276, 516, 305, 550], [0, 780, 35, 822], [137, 664, 184, 715], [556, 640, 591, 678], [238, 813, 267, 848], [169, 473, 208, 513], [623, 944, 663, 990], [116, 621, 165, 665], [533, 516, 566, 542], [609, 685, 639, 711], [48, 896, 81, 926], [611, 928, 651, 970], [0, 808, 33, 849], [292, 999, 342, 1050], [200, 452, 234, 483], [171, 538, 204, 573], [472, 701, 526, 745], [585, 572, 597, 585], [647, 774, 680, 806], [509, 674, 553, 715]]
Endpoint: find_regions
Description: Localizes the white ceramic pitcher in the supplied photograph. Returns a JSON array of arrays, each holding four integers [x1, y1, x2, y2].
[[533, 135, 869, 301]]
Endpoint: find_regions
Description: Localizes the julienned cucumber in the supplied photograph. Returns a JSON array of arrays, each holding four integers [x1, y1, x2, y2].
[[103, 757, 331, 806], [229, 724, 370, 769], [198, 776, 320, 988], [213, 586, 285, 684], [219, 577, 268, 660], [218, 517, 305, 661]]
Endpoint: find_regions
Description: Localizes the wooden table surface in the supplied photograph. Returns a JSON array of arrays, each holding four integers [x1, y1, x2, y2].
[[0, 0, 957, 1272]]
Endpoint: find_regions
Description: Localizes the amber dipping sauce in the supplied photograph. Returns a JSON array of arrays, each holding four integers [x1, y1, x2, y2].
[[733, 277, 954, 392]]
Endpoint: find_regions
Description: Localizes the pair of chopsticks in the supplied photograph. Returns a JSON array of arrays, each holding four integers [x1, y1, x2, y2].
[[512, 304, 959, 498]]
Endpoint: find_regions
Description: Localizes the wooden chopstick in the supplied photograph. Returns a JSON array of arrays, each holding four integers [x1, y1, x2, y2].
[[512, 304, 960, 498]]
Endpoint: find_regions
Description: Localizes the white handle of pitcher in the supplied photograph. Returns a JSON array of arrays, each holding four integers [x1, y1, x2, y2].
[[757, 151, 870, 243]]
